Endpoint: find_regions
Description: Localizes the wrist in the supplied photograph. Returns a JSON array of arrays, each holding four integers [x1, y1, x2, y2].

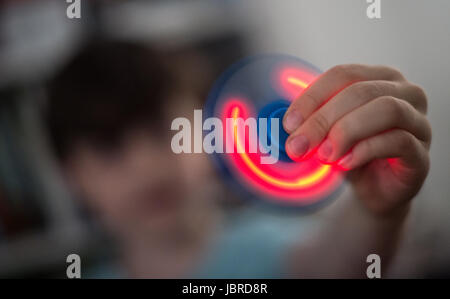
[[348, 186, 411, 225]]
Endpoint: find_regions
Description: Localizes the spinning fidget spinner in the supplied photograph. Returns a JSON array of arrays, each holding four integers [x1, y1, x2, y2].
[[205, 55, 344, 208]]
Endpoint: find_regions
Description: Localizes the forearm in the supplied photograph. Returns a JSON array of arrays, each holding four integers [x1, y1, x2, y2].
[[288, 185, 410, 278]]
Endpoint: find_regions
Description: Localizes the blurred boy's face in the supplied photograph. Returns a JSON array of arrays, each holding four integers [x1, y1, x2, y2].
[[64, 97, 216, 240]]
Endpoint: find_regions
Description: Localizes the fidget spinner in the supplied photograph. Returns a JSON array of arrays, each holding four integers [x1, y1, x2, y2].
[[205, 55, 344, 208]]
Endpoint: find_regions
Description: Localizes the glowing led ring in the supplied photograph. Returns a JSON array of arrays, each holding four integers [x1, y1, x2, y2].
[[205, 55, 344, 207]]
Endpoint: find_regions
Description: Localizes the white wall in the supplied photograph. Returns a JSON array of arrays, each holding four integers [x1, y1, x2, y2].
[[240, 0, 450, 276]]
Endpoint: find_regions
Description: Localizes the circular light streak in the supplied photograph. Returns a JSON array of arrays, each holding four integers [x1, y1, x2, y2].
[[205, 55, 344, 207]]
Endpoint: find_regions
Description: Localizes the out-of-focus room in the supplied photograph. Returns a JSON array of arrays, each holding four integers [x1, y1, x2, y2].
[[0, 0, 449, 278]]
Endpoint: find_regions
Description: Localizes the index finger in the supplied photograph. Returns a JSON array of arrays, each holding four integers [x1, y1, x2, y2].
[[282, 64, 405, 133]]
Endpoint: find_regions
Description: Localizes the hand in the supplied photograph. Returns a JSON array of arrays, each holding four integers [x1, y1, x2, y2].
[[283, 64, 431, 216]]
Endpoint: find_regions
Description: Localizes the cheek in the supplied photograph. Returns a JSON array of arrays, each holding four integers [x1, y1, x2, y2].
[[70, 156, 138, 219], [178, 154, 214, 188], [82, 170, 135, 214]]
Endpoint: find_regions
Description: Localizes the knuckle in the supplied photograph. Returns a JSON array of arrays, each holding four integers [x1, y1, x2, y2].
[[309, 112, 330, 137], [303, 92, 321, 108], [398, 131, 416, 152], [377, 65, 405, 81], [358, 138, 374, 157], [417, 116, 432, 146], [410, 84, 427, 100], [352, 81, 384, 99], [392, 98, 408, 117], [375, 94, 395, 107], [329, 64, 360, 82], [379, 96, 408, 121], [424, 118, 432, 143], [330, 120, 351, 147], [409, 83, 428, 112]]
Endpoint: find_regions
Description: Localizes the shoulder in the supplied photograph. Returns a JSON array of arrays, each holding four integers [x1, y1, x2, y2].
[[195, 208, 315, 278]]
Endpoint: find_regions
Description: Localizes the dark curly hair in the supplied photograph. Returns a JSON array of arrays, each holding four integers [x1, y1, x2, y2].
[[45, 40, 172, 160]]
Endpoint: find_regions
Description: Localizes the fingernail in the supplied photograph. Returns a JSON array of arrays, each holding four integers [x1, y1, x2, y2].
[[283, 110, 303, 132], [317, 139, 333, 161], [287, 135, 309, 158], [338, 152, 353, 169]]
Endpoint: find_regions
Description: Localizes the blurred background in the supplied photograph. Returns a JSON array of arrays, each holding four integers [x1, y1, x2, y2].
[[0, 0, 449, 278]]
